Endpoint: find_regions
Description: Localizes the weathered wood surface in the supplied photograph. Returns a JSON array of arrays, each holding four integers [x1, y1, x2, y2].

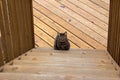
[[90, 0, 109, 11], [0, 35, 4, 66], [0, 1, 4, 67], [0, 73, 120, 80], [1, 48, 120, 80], [108, 0, 120, 66], [33, 0, 109, 49], [0, 0, 34, 63], [0, 0, 14, 62], [34, 34, 51, 47]]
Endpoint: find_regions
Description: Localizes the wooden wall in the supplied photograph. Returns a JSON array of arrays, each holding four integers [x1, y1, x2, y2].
[[0, 0, 5, 66], [0, 0, 34, 66], [108, 0, 120, 66], [0, 31, 4, 66]]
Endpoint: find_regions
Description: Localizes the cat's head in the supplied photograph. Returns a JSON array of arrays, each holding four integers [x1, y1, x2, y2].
[[57, 32, 67, 42]]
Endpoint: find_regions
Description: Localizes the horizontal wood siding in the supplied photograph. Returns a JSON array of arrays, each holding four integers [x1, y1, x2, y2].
[[0, 0, 34, 66], [108, 0, 120, 66]]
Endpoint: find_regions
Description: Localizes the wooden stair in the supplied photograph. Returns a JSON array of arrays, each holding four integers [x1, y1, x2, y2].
[[0, 48, 120, 80]]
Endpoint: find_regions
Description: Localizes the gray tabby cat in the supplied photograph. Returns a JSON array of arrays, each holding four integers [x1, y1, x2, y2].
[[54, 32, 70, 50]]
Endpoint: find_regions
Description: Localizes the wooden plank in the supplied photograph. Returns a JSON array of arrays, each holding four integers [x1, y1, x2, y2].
[[3, 65, 119, 78], [25, 48, 108, 58], [33, 1, 106, 49], [20, 0, 30, 52], [34, 26, 54, 47], [78, 0, 109, 17], [39, 0, 107, 46], [33, 8, 93, 49], [31, 47, 108, 54], [58, 0, 108, 31], [14, 0, 34, 54], [101, 0, 110, 4], [24, 0, 35, 50], [25, 52, 109, 59], [35, 24, 78, 48], [108, 0, 120, 66], [0, 73, 120, 80], [90, 0, 109, 11], [0, 32, 4, 66], [34, 17, 79, 48], [7, 0, 21, 57], [34, 17, 57, 38], [67, 0, 108, 24], [107, 51, 120, 73], [0, 1, 4, 66], [34, 34, 51, 47], [46, 0, 107, 39], [0, 0, 34, 61], [29, 48, 109, 59], [0, 0, 34, 62], [0, 0, 15, 62], [12, 60, 115, 70], [15, 56, 112, 64]]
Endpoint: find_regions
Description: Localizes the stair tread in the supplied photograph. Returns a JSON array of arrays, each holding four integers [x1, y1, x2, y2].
[[3, 65, 119, 78], [17, 55, 111, 63], [4, 64, 118, 72], [25, 51, 108, 58], [31, 48, 107, 53], [1, 48, 120, 79], [11, 59, 115, 69], [0, 73, 120, 80]]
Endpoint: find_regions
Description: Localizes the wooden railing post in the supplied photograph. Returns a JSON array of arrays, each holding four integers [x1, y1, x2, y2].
[[108, 0, 120, 66], [0, 32, 4, 67], [0, 0, 34, 66]]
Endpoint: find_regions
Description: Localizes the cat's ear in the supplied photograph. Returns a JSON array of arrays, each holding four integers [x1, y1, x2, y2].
[[64, 31, 67, 35], [57, 32, 60, 36]]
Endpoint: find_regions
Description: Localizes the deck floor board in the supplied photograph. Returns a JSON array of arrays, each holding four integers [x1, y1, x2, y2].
[[33, 0, 109, 49]]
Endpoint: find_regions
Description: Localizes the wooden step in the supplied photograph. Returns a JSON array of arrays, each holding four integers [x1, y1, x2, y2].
[[21, 52, 109, 59], [10, 60, 116, 70], [31, 47, 107, 53], [24, 47, 109, 58], [1, 48, 120, 80], [16, 56, 111, 64], [0, 73, 120, 80], [3, 65, 119, 78]]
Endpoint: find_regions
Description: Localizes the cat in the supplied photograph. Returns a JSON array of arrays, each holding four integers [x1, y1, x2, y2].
[[54, 32, 70, 50]]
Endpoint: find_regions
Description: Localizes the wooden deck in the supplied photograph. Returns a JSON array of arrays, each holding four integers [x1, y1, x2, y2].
[[33, 0, 110, 49], [1, 48, 120, 80]]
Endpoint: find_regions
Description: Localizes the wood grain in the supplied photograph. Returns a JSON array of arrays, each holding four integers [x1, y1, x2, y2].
[[0, 0, 34, 64], [0, 1, 4, 66], [2, 48, 120, 79], [33, 1, 106, 49], [33, 8, 93, 49], [108, 0, 120, 66], [0, 73, 120, 80]]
